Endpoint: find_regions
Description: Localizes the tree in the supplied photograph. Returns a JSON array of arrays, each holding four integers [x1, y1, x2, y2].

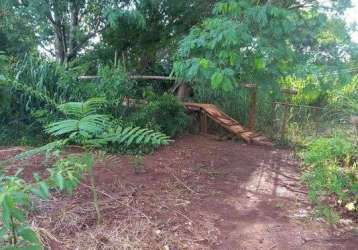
[[0, 1, 37, 57], [4, 0, 131, 64], [173, 0, 356, 92], [103, 0, 218, 74]]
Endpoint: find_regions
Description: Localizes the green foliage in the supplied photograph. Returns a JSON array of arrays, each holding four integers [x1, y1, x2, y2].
[[174, 0, 356, 93], [315, 205, 341, 224], [129, 93, 190, 137], [90, 125, 170, 151], [328, 76, 358, 116], [13, 140, 66, 163], [103, 0, 216, 73], [174, 0, 295, 90], [0, 154, 93, 249], [302, 135, 354, 165], [44, 98, 170, 151], [0, 2, 37, 57], [96, 65, 134, 116], [48, 154, 92, 194], [46, 98, 109, 140], [0, 54, 93, 146], [0, 171, 46, 249], [301, 134, 358, 219]]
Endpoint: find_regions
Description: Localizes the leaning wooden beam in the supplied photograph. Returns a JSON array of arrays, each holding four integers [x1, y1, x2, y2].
[[78, 75, 178, 81]]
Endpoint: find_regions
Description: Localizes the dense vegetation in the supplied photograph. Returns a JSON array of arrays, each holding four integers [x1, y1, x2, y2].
[[0, 0, 357, 248]]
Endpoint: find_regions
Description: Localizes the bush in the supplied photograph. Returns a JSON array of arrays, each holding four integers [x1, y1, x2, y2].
[[301, 134, 358, 218], [129, 93, 190, 137], [302, 136, 354, 165]]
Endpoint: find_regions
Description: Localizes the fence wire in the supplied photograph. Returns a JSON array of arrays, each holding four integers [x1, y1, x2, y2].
[[272, 102, 357, 144]]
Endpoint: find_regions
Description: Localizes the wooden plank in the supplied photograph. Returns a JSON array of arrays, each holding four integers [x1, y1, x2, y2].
[[183, 102, 272, 146]]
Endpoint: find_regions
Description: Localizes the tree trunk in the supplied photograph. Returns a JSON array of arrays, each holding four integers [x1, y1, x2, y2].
[[176, 83, 191, 102], [54, 25, 65, 64], [53, 4, 66, 64], [66, 1, 80, 64]]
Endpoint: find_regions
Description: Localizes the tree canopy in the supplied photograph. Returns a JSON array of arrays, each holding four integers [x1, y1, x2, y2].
[[173, 0, 356, 91]]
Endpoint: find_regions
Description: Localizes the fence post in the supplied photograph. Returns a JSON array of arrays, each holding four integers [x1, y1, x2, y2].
[[272, 102, 277, 132], [242, 83, 257, 130], [280, 89, 297, 141], [200, 110, 208, 134]]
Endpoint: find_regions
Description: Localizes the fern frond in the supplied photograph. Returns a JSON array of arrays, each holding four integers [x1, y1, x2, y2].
[[45, 115, 109, 137], [58, 97, 106, 118], [110, 126, 170, 146], [13, 140, 67, 161], [46, 119, 79, 136]]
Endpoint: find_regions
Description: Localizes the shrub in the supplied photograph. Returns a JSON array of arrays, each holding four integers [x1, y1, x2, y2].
[[301, 134, 358, 218], [302, 135, 354, 165], [130, 93, 190, 137], [0, 171, 48, 249]]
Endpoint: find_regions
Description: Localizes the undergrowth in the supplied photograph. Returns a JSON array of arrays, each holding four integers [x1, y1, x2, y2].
[[300, 133, 358, 222]]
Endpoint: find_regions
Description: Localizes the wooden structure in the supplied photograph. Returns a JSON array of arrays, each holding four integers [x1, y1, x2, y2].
[[241, 83, 257, 130], [184, 102, 272, 146], [79, 75, 191, 101], [280, 88, 298, 140], [80, 75, 272, 146]]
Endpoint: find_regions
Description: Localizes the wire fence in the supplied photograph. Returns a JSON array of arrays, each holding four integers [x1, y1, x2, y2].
[[271, 102, 357, 144], [191, 85, 357, 145]]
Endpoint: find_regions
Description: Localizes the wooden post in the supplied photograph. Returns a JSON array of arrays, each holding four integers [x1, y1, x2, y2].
[[114, 49, 118, 68], [272, 101, 277, 132], [242, 83, 257, 130], [280, 88, 298, 141], [176, 82, 191, 102], [200, 110, 208, 134], [280, 102, 289, 141]]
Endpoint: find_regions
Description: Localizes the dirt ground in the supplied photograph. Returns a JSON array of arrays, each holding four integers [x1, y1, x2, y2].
[[1, 135, 357, 250]]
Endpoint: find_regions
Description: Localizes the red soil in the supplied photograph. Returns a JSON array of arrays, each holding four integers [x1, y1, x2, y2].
[[1, 135, 357, 249]]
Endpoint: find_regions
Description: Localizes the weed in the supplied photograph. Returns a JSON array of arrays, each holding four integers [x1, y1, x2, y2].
[[301, 134, 357, 222]]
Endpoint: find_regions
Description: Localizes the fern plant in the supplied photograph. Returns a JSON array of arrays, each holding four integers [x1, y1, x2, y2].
[[89, 126, 170, 148], [45, 98, 109, 140], [42, 98, 170, 224], [45, 97, 170, 149], [4, 97, 170, 228]]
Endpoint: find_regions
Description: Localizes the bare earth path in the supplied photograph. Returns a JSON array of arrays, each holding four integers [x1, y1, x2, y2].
[[1, 135, 357, 249]]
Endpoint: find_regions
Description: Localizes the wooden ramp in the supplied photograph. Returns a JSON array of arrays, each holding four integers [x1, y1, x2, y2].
[[184, 102, 272, 146]]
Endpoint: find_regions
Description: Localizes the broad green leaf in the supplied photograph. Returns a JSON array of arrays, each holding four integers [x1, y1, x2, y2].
[[222, 78, 233, 92], [18, 227, 40, 244], [31, 182, 49, 200], [12, 207, 26, 222], [199, 59, 210, 69], [255, 58, 266, 70], [211, 72, 224, 89], [1, 200, 12, 229], [55, 173, 65, 190], [0, 227, 7, 238]]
